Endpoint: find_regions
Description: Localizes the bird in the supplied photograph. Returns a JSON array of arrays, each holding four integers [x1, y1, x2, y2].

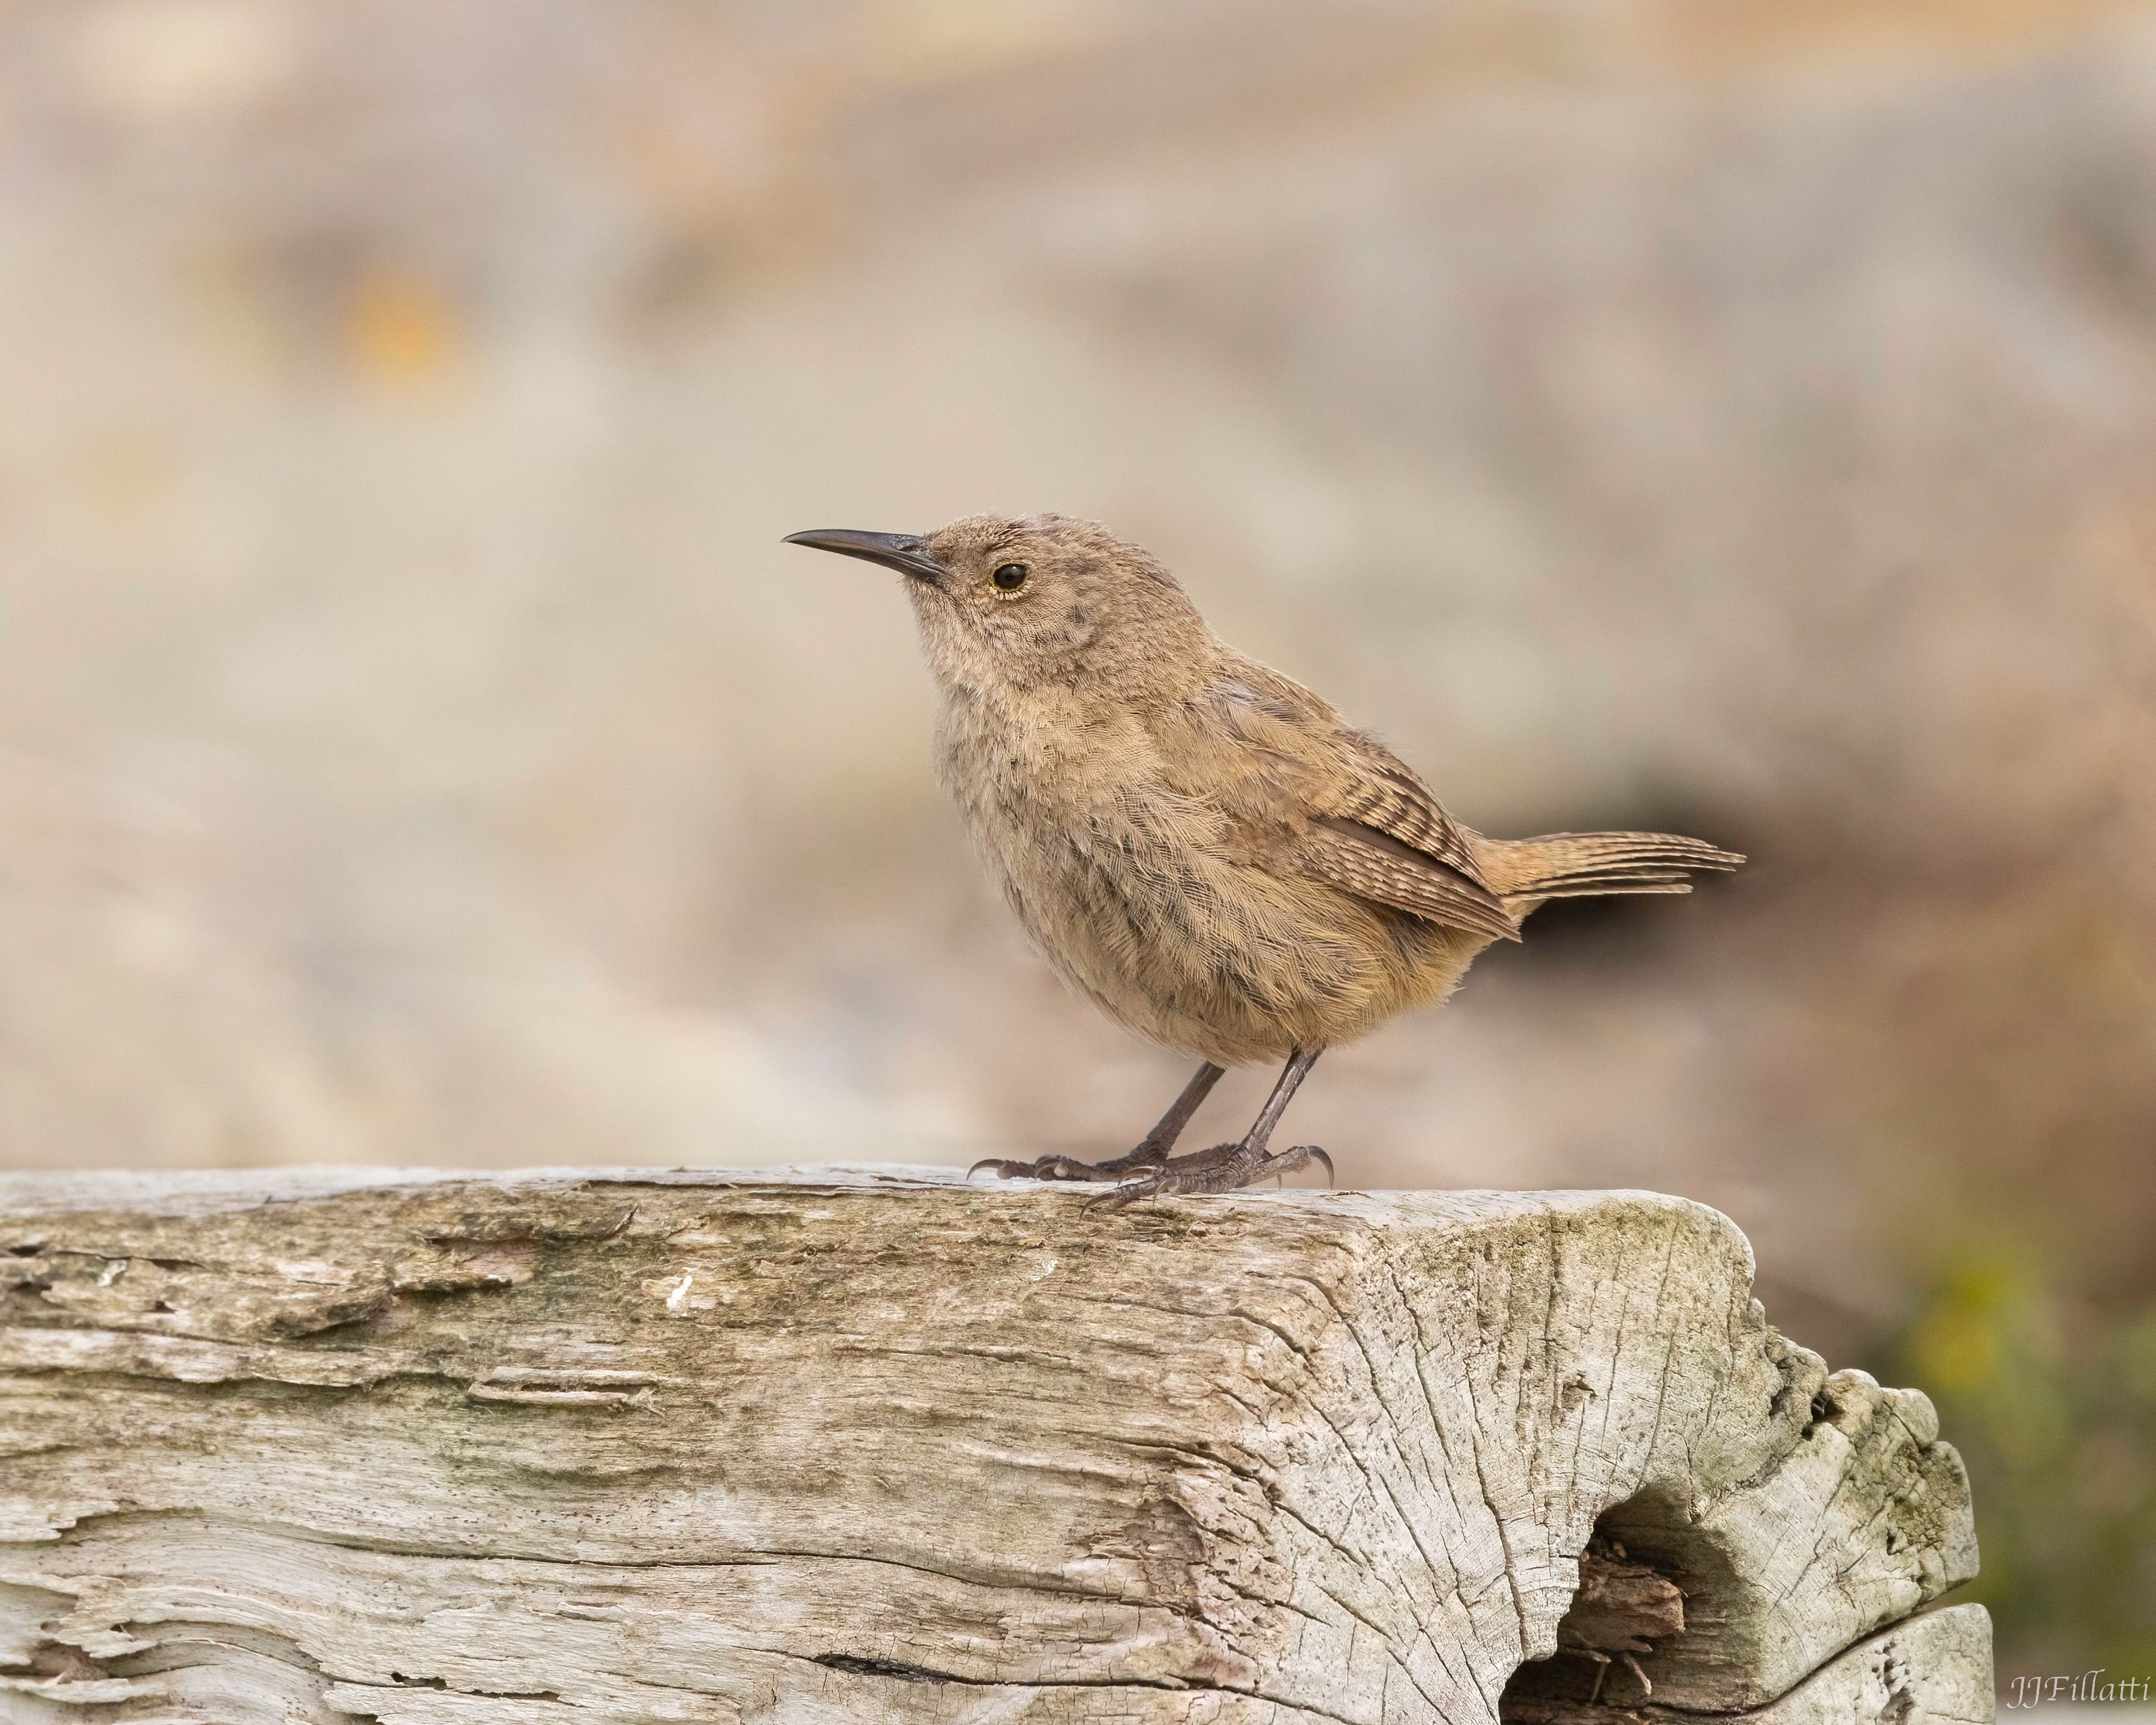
[[783, 513, 1742, 1205]]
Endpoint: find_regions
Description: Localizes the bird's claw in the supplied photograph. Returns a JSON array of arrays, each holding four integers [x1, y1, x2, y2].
[[1083, 1174, 1161, 1214], [968, 1156, 1029, 1181], [969, 1154, 1103, 1182], [1083, 1143, 1334, 1211], [968, 1149, 1171, 1183]]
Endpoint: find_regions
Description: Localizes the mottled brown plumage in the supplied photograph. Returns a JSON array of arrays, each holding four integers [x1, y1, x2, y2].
[[785, 513, 1742, 1201]]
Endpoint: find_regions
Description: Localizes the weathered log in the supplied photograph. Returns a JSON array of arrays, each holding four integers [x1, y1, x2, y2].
[[0, 1168, 1987, 1724]]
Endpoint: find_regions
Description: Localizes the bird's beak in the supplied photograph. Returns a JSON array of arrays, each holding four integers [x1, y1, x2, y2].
[[783, 529, 943, 583]]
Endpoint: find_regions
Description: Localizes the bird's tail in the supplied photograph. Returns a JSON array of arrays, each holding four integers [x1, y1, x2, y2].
[[1481, 830, 1745, 903]]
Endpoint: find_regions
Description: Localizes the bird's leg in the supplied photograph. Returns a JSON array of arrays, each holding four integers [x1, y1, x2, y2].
[[1089, 1048, 1333, 1210], [1104, 1060, 1226, 1171], [969, 1062, 1225, 1182]]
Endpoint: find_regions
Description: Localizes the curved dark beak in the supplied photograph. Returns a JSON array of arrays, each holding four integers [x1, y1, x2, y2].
[[783, 529, 943, 583]]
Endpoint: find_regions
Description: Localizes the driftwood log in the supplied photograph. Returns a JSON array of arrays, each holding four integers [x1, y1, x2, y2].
[[0, 1168, 1988, 1724]]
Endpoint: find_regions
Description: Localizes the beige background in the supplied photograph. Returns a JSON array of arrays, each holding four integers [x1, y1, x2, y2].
[[1, 0, 2151, 1676]]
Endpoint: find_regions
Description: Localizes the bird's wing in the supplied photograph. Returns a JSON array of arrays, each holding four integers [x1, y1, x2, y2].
[[1198, 665, 1521, 943], [1305, 730, 1491, 888], [1297, 818, 1520, 941]]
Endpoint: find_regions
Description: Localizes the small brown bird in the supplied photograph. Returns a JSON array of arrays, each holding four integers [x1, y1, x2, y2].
[[785, 514, 1742, 1203]]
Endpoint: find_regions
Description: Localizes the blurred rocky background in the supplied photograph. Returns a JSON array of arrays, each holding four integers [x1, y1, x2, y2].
[[1, 0, 2152, 1681]]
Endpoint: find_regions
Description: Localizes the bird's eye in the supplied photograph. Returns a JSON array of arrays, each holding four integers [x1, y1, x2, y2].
[[991, 562, 1029, 592]]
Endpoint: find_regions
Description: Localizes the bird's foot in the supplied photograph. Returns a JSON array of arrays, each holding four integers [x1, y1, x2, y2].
[[1085, 1142, 1334, 1212], [967, 1144, 1171, 1184]]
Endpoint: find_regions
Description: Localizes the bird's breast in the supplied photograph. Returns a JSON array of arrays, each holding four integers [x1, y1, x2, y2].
[[930, 689, 1466, 1062], [934, 692, 1202, 901], [937, 690, 1217, 950]]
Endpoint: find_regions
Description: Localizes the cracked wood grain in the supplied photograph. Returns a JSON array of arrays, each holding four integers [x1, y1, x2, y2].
[[0, 1168, 1987, 1724]]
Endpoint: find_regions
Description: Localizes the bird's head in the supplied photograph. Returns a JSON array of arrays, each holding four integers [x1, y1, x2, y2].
[[783, 513, 1214, 700]]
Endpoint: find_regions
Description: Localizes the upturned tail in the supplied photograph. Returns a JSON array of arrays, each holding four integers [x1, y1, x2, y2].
[[1480, 830, 1745, 904]]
